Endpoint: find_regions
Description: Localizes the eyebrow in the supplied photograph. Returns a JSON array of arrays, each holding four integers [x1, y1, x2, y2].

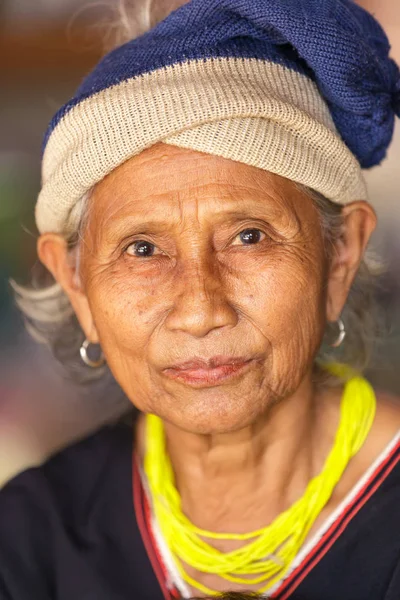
[[101, 219, 175, 243], [98, 197, 287, 243], [106, 209, 280, 235]]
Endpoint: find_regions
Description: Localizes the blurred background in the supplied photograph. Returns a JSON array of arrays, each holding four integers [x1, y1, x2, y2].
[[0, 0, 399, 486]]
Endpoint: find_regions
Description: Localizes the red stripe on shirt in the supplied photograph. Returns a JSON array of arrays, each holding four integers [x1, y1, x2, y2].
[[272, 440, 400, 599]]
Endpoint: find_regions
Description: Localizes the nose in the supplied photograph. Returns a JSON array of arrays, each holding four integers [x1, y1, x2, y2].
[[164, 256, 238, 338]]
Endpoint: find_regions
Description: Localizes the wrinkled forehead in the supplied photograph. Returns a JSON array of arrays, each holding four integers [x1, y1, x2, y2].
[[89, 143, 314, 229]]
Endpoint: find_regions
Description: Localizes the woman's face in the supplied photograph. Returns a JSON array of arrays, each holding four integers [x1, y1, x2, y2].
[[64, 142, 329, 433]]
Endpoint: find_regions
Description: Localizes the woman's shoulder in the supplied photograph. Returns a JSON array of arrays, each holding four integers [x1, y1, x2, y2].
[[0, 421, 134, 539], [0, 420, 133, 516], [0, 418, 164, 600], [332, 386, 400, 520], [346, 387, 400, 487], [373, 388, 400, 448], [375, 388, 400, 424], [0, 421, 137, 599]]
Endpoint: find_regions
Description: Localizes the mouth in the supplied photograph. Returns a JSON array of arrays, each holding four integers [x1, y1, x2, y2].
[[162, 356, 257, 388]]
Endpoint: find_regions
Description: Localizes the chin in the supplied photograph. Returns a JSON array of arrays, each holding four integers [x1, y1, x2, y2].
[[159, 392, 266, 435], [148, 360, 271, 434]]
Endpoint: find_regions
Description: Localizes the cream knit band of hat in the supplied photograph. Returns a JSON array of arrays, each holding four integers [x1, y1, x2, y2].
[[35, 0, 400, 235]]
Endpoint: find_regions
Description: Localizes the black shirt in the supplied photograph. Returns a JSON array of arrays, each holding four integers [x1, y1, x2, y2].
[[0, 423, 399, 600]]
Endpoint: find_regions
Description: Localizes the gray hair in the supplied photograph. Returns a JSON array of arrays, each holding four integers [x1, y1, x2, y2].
[[105, 0, 190, 48], [12, 185, 383, 384]]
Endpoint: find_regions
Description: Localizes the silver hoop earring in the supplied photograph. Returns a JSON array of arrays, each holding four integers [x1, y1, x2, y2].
[[80, 339, 106, 368], [330, 317, 346, 348]]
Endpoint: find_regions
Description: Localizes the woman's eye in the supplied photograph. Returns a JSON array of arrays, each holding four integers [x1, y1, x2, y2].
[[233, 228, 266, 246], [125, 240, 158, 257]]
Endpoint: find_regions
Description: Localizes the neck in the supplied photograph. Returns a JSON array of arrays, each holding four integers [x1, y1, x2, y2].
[[161, 372, 338, 534]]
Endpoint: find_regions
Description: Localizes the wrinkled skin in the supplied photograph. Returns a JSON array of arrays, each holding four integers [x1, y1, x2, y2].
[[38, 143, 375, 435]]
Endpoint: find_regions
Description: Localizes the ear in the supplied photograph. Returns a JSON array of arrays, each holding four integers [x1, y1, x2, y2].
[[37, 234, 100, 343], [326, 201, 377, 323]]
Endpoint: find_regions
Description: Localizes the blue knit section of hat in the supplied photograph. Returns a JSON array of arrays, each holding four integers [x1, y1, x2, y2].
[[44, 0, 400, 169], [43, 39, 311, 150]]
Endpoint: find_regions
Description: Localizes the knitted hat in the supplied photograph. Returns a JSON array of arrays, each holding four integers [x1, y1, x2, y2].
[[35, 0, 400, 234]]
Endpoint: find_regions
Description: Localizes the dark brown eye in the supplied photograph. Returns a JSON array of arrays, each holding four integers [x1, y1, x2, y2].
[[238, 228, 264, 245], [126, 241, 156, 257]]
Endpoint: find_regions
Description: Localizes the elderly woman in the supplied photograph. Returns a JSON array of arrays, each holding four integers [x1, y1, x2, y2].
[[1, 0, 400, 598]]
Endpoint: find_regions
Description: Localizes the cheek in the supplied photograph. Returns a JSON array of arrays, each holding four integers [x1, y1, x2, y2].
[[236, 250, 327, 375], [85, 269, 173, 388]]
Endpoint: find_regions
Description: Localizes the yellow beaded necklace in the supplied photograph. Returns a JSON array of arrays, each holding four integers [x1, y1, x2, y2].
[[144, 370, 376, 595]]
